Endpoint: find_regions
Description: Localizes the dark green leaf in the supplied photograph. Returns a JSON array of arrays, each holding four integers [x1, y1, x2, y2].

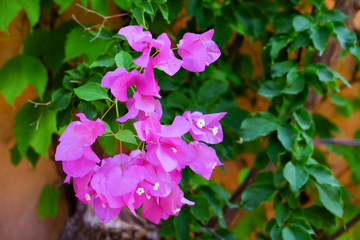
[[157, 3, 169, 22], [10, 144, 21, 166], [26, 146, 40, 168], [317, 9, 347, 22], [332, 21, 357, 50], [254, 150, 270, 170], [303, 206, 337, 230], [283, 162, 309, 192], [331, 95, 353, 117], [0, 55, 48, 105], [304, 63, 334, 82], [74, 82, 110, 101], [334, 71, 351, 87], [51, 88, 72, 111], [283, 226, 312, 240], [222, 107, 249, 131], [166, 92, 191, 110], [37, 184, 60, 219], [241, 183, 276, 210], [289, 218, 315, 235], [131, 7, 146, 29], [190, 195, 211, 221], [275, 203, 290, 226], [315, 183, 343, 217], [198, 80, 227, 103], [56, 106, 74, 130], [313, 113, 340, 138], [173, 209, 191, 240], [270, 35, 290, 60], [240, 112, 280, 141], [258, 81, 282, 98], [115, 129, 137, 145], [277, 124, 299, 151], [78, 101, 98, 119]]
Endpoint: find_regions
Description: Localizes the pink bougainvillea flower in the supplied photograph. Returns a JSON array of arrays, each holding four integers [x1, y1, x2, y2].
[[117, 92, 162, 123], [93, 197, 122, 224], [152, 33, 182, 76], [183, 111, 226, 144], [187, 141, 223, 180], [55, 113, 105, 179], [177, 29, 221, 72]]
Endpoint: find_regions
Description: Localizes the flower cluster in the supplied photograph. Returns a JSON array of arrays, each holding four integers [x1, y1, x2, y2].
[[55, 25, 225, 224]]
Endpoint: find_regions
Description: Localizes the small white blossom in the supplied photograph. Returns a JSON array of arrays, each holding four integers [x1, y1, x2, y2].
[[196, 119, 205, 128]]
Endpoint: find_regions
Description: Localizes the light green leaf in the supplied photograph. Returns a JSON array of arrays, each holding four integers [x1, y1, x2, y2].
[[277, 124, 299, 151], [310, 25, 331, 56], [157, 3, 169, 22], [115, 50, 133, 69], [305, 63, 334, 82], [74, 82, 110, 101], [53, 0, 73, 13], [270, 35, 290, 60], [315, 183, 343, 217], [283, 70, 305, 94], [65, 27, 109, 63], [37, 184, 60, 219], [131, 7, 146, 29], [241, 183, 276, 210], [0, 55, 48, 105], [190, 195, 211, 221], [90, 54, 115, 67], [283, 162, 309, 192], [135, 0, 154, 15], [334, 71, 351, 87], [271, 61, 296, 78], [17, 0, 40, 28], [292, 15, 315, 32], [240, 112, 280, 141], [294, 108, 312, 130], [332, 21, 357, 50], [0, 0, 22, 33], [283, 226, 312, 240], [115, 129, 137, 145], [89, 0, 108, 16]]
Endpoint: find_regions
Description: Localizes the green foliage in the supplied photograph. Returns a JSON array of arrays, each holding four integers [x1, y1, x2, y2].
[[37, 184, 60, 219], [2, 0, 360, 239]]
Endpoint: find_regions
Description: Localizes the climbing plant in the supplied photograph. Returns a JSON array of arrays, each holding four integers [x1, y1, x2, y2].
[[1, 0, 360, 239]]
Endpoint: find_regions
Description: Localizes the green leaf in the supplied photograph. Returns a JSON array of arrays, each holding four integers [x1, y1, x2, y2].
[[89, 0, 108, 16], [283, 162, 309, 192], [74, 82, 110, 101], [310, 25, 331, 56], [90, 54, 115, 67], [56, 106, 73, 130], [307, 162, 340, 187], [15, 102, 57, 157], [293, 108, 312, 130], [26, 146, 40, 168], [190, 195, 211, 221], [313, 113, 340, 138], [310, 0, 324, 9], [277, 124, 299, 151], [198, 80, 228, 103], [98, 136, 117, 156], [334, 71, 351, 87], [53, 0, 73, 13], [270, 35, 290, 60], [241, 183, 276, 210], [331, 95, 353, 117], [37, 184, 60, 219], [65, 27, 109, 63], [292, 15, 315, 32], [271, 61, 296, 78], [131, 7, 146, 29], [254, 150, 270, 170], [240, 112, 280, 141], [233, 206, 267, 239], [0, 0, 22, 33], [303, 206, 337, 230], [166, 92, 191, 110], [157, 3, 169, 22], [315, 183, 343, 217], [115, 129, 137, 145], [317, 9, 347, 22], [304, 63, 334, 82], [283, 70, 305, 95], [275, 203, 290, 226], [115, 50, 133, 69], [283, 226, 312, 240], [332, 21, 357, 50], [222, 107, 249, 131], [51, 88, 72, 111], [0, 55, 48, 105], [258, 81, 282, 98], [173, 209, 191, 240], [17, 0, 40, 29], [10, 144, 21, 166], [78, 101, 98, 119], [289, 218, 315, 235]]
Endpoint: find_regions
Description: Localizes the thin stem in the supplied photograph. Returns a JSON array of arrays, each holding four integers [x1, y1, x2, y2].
[[29, 105, 48, 131], [326, 213, 360, 240], [115, 100, 119, 118], [101, 100, 116, 120], [28, 100, 51, 107], [313, 138, 360, 147]]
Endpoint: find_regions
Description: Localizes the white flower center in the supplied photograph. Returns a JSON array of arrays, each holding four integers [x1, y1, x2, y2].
[[153, 182, 160, 191], [85, 193, 91, 201], [213, 162, 217, 170], [145, 112, 150, 117], [174, 207, 180, 213], [196, 119, 205, 128], [102, 202, 106, 208], [145, 194, 151, 200], [136, 187, 145, 195], [171, 147, 178, 153], [212, 127, 218, 136]]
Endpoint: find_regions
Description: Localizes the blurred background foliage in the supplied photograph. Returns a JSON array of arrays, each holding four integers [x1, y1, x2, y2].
[[1, 0, 360, 239]]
